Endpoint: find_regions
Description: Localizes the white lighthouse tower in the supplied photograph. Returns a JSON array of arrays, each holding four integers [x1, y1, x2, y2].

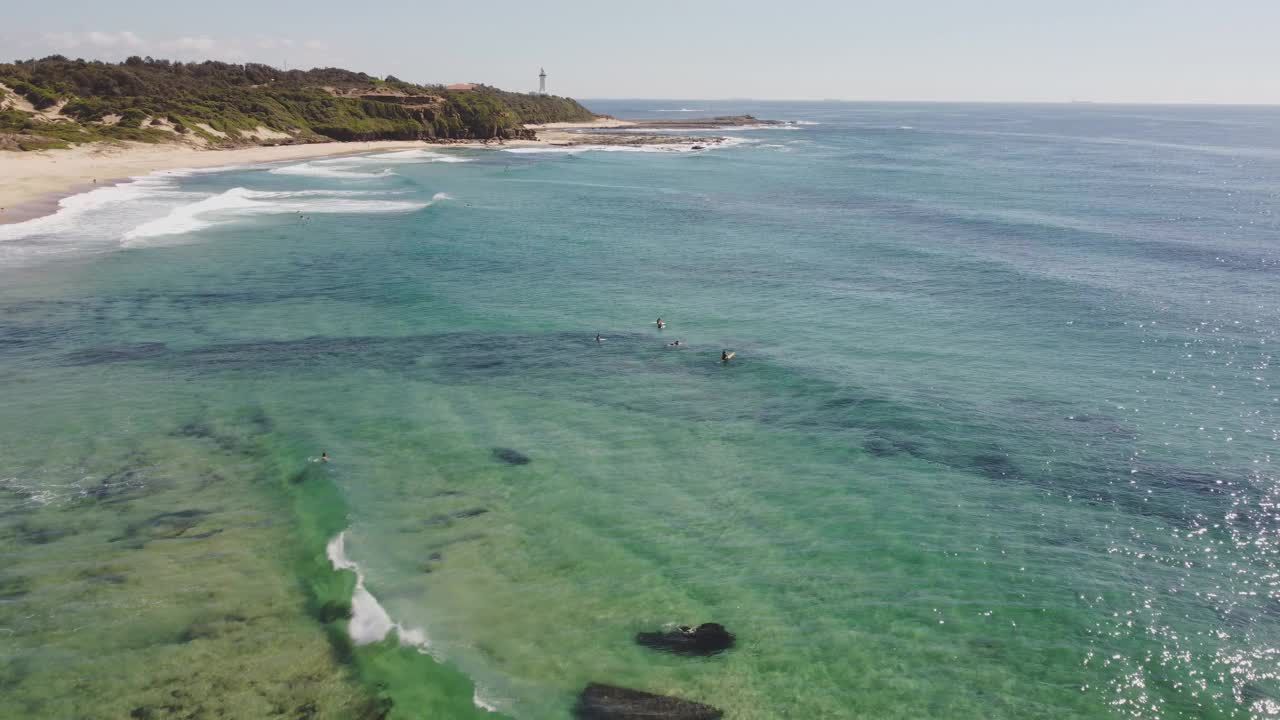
[[538, 67, 547, 95]]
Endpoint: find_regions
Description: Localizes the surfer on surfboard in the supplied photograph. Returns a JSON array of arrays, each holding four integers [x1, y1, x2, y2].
[[656, 317, 665, 330], [596, 333, 603, 343], [721, 350, 735, 363]]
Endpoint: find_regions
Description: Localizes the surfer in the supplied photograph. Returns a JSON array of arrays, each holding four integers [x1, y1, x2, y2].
[[721, 350, 730, 362], [669, 340, 681, 347], [656, 317, 665, 330], [595, 333, 603, 343], [321, 452, 329, 462]]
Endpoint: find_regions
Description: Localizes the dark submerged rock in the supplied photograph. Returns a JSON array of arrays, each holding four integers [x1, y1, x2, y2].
[[423, 532, 485, 552], [63, 342, 167, 365], [0, 574, 31, 599], [113, 509, 210, 543], [573, 683, 722, 720], [242, 405, 273, 433], [291, 463, 328, 484], [424, 507, 489, 526], [81, 463, 153, 506], [14, 521, 73, 545], [636, 623, 735, 656], [315, 600, 353, 624], [969, 451, 1021, 480], [171, 421, 215, 440], [861, 431, 926, 459], [492, 447, 531, 465]]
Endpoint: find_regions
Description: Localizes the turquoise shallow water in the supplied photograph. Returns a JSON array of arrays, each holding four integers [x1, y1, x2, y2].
[[1, 102, 1279, 719]]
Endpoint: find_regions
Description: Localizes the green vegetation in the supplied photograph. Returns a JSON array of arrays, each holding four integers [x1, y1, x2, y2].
[[0, 55, 597, 151]]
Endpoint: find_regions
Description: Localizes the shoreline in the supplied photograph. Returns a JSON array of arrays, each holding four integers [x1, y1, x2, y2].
[[0, 139, 528, 225], [0, 115, 759, 226]]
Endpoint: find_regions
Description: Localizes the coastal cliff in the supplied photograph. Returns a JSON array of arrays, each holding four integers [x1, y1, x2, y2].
[[0, 56, 597, 151]]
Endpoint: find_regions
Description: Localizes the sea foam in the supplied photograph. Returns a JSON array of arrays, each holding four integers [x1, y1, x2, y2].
[[357, 149, 473, 163], [122, 187, 430, 242], [326, 531, 435, 650], [311, 149, 473, 166], [502, 137, 753, 155], [268, 162, 397, 179], [326, 530, 502, 713]]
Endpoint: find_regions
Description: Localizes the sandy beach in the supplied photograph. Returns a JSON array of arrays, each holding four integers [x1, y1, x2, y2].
[[0, 140, 509, 224]]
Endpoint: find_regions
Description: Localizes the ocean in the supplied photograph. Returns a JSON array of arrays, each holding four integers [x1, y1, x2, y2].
[[1, 101, 1277, 719]]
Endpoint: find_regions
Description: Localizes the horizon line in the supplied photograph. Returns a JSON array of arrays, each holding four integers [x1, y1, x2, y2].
[[575, 97, 1280, 108]]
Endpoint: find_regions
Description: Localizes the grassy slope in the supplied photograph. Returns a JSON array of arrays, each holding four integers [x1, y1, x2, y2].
[[0, 56, 596, 151]]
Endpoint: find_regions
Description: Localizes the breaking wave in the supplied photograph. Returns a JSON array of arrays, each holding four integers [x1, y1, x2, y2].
[[268, 162, 397, 179], [121, 187, 429, 243], [326, 531, 499, 713], [320, 149, 473, 165], [502, 137, 753, 155], [326, 531, 435, 649]]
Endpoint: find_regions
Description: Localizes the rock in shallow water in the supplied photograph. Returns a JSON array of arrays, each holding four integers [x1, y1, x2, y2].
[[635, 623, 735, 656], [573, 683, 722, 720], [492, 447, 531, 465]]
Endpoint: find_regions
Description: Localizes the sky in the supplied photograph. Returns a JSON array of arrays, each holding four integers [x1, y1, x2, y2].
[[2, 0, 1277, 104]]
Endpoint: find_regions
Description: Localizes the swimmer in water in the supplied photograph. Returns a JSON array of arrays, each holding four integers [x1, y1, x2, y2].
[[669, 340, 681, 347], [321, 452, 329, 462]]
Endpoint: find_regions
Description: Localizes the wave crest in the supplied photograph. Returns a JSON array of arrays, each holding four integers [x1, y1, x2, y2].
[[122, 187, 429, 243], [268, 162, 397, 179]]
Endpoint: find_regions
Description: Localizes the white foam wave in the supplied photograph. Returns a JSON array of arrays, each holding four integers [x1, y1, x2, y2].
[[0, 162, 433, 266], [473, 688, 501, 713], [606, 123, 801, 134], [373, 149, 473, 163], [327, 530, 502, 713], [656, 107, 707, 113], [321, 149, 473, 165], [503, 136, 753, 155], [121, 187, 429, 242], [731, 123, 802, 131], [326, 531, 436, 651], [268, 162, 397, 179], [245, 189, 406, 198], [502, 145, 687, 155], [0, 175, 199, 266], [122, 187, 261, 240]]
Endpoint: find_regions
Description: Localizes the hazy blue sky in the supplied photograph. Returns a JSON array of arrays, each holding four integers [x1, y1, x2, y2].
[[3, 1, 1276, 103]]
